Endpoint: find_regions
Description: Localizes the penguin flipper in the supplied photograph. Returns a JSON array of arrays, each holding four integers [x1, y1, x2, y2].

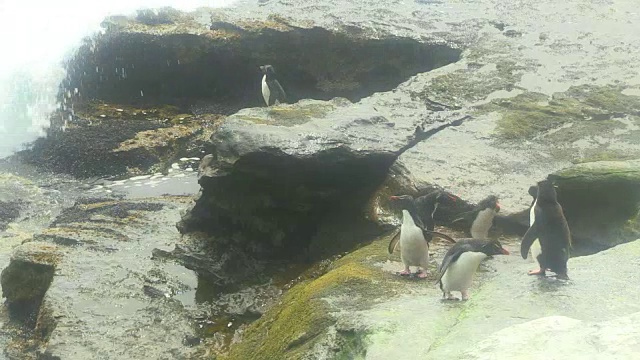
[[272, 79, 287, 103], [423, 229, 456, 244], [388, 229, 401, 254], [435, 247, 465, 284], [520, 222, 539, 259]]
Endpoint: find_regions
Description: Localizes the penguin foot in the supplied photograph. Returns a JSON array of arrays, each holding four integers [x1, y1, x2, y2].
[[554, 273, 570, 280], [397, 270, 411, 276], [528, 269, 546, 276], [416, 271, 428, 279], [461, 290, 470, 301], [444, 292, 458, 301]]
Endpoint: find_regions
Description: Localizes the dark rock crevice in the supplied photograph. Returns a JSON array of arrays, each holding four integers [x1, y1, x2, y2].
[[59, 21, 461, 117], [180, 147, 397, 261]]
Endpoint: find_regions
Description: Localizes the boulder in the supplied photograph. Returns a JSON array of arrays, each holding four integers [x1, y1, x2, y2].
[[549, 159, 640, 247], [1, 242, 60, 310]]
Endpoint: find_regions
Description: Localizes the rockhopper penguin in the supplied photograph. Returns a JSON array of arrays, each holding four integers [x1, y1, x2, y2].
[[520, 180, 571, 280], [388, 193, 457, 278], [260, 65, 287, 106], [452, 195, 501, 239], [436, 239, 510, 300], [388, 191, 458, 254]]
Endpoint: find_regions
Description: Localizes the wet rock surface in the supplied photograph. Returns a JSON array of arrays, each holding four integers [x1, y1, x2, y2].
[[226, 233, 640, 359], [4, 0, 640, 359]]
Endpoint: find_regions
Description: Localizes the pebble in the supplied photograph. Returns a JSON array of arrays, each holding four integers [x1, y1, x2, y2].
[[185, 168, 194, 172], [173, 173, 186, 178], [100, 114, 106, 118], [150, 175, 164, 180], [179, 157, 190, 162], [171, 163, 180, 170], [188, 157, 200, 161]]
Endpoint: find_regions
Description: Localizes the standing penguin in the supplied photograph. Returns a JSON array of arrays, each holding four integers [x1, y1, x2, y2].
[[527, 185, 542, 265], [452, 195, 501, 239], [388, 191, 457, 254], [436, 239, 509, 300], [260, 65, 287, 106], [388, 193, 456, 278], [520, 180, 571, 280]]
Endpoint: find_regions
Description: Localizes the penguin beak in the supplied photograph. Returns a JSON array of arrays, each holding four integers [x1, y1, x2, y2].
[[447, 194, 457, 203], [495, 203, 501, 212], [501, 248, 510, 255], [389, 196, 399, 201]]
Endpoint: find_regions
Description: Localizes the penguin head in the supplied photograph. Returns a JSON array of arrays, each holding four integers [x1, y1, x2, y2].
[[480, 239, 510, 256], [536, 180, 558, 202], [260, 64, 276, 76], [436, 191, 459, 206], [477, 195, 500, 212]]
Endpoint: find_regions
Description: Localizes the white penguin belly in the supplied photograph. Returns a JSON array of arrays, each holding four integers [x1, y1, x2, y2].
[[261, 75, 270, 106], [400, 225, 429, 267], [441, 252, 488, 292], [529, 199, 542, 262], [470, 208, 496, 239]]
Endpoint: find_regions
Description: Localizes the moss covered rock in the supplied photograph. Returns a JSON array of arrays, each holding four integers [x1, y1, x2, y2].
[[549, 159, 640, 247]]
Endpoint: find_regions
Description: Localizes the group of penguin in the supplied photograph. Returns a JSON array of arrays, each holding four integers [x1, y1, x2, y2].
[[388, 179, 572, 301], [259, 65, 573, 299]]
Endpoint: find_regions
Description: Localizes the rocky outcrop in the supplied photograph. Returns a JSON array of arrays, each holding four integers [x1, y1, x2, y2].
[[178, 98, 468, 259], [2, 197, 204, 359], [15, 105, 218, 178], [549, 159, 640, 247]]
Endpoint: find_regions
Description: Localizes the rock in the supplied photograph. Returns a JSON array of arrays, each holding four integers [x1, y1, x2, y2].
[[178, 98, 466, 259], [549, 159, 640, 247], [1, 242, 60, 308], [0, 201, 21, 231], [464, 313, 640, 359], [2, 197, 204, 359], [15, 106, 218, 178], [225, 236, 640, 359]]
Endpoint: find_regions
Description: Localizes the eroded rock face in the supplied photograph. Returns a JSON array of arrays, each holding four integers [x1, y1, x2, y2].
[[179, 98, 434, 259]]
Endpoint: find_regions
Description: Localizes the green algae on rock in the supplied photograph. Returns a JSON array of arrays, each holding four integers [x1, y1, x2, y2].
[[549, 159, 640, 247], [482, 85, 640, 140], [221, 234, 417, 360]]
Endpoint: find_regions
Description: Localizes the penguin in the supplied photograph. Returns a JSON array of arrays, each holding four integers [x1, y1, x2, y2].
[[527, 185, 542, 266], [387, 192, 456, 278], [436, 238, 510, 300], [387, 191, 457, 254], [452, 195, 501, 239], [259, 65, 286, 106], [520, 180, 571, 280]]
